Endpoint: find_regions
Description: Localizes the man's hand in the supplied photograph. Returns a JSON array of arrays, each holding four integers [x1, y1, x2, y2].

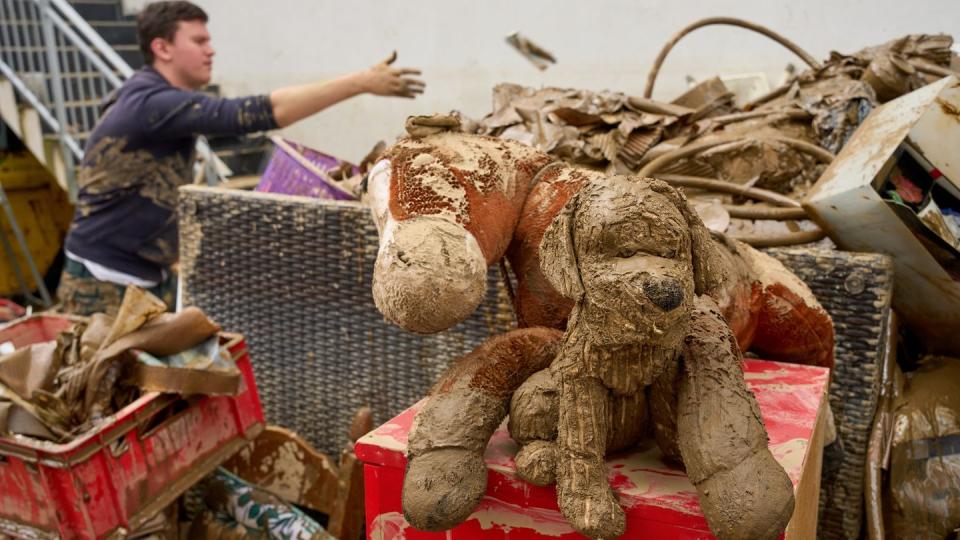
[[360, 51, 425, 98]]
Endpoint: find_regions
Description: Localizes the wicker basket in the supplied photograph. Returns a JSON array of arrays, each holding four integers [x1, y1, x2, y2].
[[178, 186, 514, 457], [766, 248, 894, 540], [178, 187, 893, 538]]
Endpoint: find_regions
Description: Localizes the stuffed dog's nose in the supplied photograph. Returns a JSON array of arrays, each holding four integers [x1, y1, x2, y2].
[[643, 277, 684, 312]]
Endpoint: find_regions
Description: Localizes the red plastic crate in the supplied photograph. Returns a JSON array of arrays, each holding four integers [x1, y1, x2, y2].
[[0, 315, 266, 539]]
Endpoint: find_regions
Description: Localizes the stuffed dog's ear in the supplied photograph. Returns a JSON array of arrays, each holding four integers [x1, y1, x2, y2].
[[648, 179, 724, 296], [540, 190, 585, 300]]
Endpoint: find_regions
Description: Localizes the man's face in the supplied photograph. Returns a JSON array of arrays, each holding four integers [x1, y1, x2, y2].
[[155, 20, 214, 89]]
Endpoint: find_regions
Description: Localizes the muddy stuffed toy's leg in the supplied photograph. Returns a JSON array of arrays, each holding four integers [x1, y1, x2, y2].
[[677, 297, 795, 540], [509, 368, 560, 486], [510, 368, 648, 488], [554, 364, 625, 539], [403, 328, 561, 530], [648, 361, 683, 465]]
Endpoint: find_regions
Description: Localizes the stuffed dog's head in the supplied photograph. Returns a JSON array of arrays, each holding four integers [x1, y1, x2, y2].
[[368, 132, 554, 334], [540, 176, 720, 348]]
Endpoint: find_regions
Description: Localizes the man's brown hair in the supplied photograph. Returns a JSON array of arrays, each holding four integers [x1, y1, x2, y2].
[[137, 1, 208, 65]]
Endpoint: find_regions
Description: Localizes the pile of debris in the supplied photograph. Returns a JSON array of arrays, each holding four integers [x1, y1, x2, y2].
[[477, 32, 955, 197], [457, 28, 957, 246], [0, 287, 233, 442]]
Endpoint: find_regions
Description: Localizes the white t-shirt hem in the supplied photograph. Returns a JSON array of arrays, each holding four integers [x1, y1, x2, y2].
[[65, 250, 160, 288]]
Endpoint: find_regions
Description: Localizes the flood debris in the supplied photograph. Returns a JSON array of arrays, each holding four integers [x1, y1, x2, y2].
[[803, 75, 960, 353], [0, 287, 231, 442], [505, 32, 556, 71], [476, 32, 955, 195], [458, 24, 957, 247], [886, 355, 960, 539]]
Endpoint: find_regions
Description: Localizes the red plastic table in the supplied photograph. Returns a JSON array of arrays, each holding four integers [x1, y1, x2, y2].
[[356, 359, 829, 539]]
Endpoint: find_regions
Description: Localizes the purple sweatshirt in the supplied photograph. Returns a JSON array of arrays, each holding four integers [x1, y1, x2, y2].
[[65, 66, 277, 282]]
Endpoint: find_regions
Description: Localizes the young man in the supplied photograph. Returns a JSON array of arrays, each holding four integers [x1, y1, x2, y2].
[[58, 0, 424, 316]]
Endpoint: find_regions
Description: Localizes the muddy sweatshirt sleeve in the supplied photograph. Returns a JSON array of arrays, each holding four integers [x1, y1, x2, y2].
[[139, 86, 277, 138]]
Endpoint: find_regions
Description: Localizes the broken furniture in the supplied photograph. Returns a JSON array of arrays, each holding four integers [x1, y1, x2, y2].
[[0, 314, 265, 540], [805, 75, 960, 355], [766, 249, 893, 540], [357, 358, 829, 539], [221, 409, 373, 540]]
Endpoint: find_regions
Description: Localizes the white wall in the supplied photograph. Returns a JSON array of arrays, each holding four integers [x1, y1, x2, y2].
[[137, 0, 960, 162]]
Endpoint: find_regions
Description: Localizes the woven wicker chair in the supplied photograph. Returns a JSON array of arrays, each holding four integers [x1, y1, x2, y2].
[[178, 186, 893, 539]]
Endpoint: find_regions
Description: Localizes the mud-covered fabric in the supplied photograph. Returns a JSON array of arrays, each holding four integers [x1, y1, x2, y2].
[[57, 257, 176, 317], [64, 66, 277, 283]]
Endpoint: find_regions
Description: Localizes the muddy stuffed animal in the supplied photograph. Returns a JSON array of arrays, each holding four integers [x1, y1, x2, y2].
[[366, 125, 834, 539], [368, 124, 833, 369], [510, 176, 795, 539]]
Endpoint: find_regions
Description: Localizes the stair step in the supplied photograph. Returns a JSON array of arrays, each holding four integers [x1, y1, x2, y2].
[[44, 130, 90, 143], [1, 69, 123, 106], [1, 47, 133, 72], [61, 97, 101, 108], [210, 136, 274, 176], [68, 1, 121, 21], [86, 20, 137, 46], [3, 18, 137, 48]]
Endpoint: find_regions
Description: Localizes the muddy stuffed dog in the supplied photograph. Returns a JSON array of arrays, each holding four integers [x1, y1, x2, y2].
[[367, 122, 832, 539], [509, 177, 796, 539]]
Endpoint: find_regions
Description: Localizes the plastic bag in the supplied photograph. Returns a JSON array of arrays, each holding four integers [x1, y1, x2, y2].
[[888, 355, 960, 538]]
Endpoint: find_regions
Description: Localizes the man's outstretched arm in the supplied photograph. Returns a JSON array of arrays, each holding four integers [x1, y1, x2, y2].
[[270, 52, 424, 128], [140, 52, 424, 138]]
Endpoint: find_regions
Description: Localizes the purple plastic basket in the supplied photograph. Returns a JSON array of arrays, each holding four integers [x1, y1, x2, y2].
[[255, 137, 358, 200]]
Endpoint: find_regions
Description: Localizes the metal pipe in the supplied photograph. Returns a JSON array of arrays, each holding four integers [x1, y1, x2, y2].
[[730, 228, 826, 248], [644, 17, 820, 99], [724, 204, 808, 220], [655, 174, 801, 208]]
